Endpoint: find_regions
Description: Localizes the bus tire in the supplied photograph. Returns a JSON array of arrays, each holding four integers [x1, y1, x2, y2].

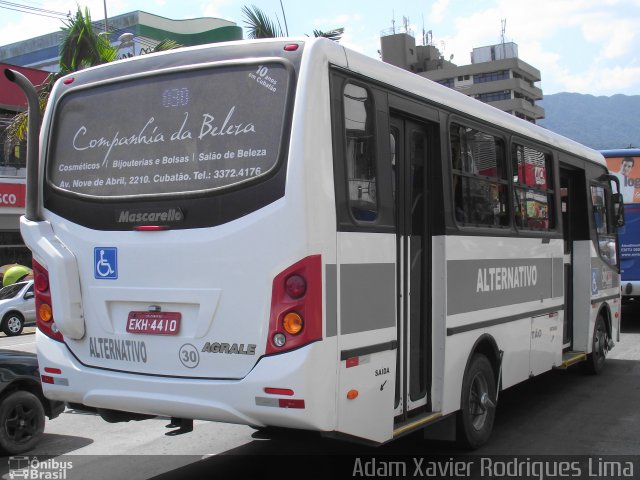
[[0, 390, 45, 455], [583, 315, 608, 375], [457, 353, 496, 449]]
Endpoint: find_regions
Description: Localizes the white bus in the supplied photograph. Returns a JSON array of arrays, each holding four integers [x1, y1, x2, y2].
[[8, 37, 623, 448]]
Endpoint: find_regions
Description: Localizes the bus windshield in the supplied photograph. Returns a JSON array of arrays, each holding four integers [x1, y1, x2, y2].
[[47, 62, 291, 198]]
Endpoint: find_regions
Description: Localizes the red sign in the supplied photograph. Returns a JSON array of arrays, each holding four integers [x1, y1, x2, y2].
[[0, 183, 25, 208]]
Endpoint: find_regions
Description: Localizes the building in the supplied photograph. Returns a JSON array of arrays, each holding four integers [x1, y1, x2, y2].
[[0, 10, 243, 72], [380, 31, 544, 123]]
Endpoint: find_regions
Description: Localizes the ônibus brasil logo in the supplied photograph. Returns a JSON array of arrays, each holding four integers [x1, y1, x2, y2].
[[116, 208, 184, 225]]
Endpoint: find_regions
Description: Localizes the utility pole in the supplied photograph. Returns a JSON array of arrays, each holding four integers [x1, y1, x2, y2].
[[103, 0, 109, 33]]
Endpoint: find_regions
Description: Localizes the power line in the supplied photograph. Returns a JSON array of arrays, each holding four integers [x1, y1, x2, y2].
[[0, 0, 69, 19]]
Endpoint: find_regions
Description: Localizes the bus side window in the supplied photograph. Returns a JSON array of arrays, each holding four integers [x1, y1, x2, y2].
[[343, 83, 378, 222], [512, 144, 555, 231], [450, 123, 509, 227]]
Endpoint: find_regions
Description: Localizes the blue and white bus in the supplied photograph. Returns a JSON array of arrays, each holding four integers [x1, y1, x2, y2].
[[7, 37, 623, 448]]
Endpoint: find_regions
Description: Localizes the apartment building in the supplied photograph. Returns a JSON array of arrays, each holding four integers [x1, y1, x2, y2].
[[380, 31, 544, 123]]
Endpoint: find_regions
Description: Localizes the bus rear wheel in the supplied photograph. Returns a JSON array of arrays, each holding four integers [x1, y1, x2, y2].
[[457, 353, 496, 449], [583, 315, 608, 375]]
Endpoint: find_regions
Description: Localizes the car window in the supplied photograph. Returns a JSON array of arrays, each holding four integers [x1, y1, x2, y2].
[[0, 282, 28, 300]]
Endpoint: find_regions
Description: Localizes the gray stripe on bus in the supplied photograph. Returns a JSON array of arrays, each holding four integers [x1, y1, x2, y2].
[[552, 257, 564, 298], [340, 263, 396, 335], [447, 258, 558, 315], [325, 264, 337, 337]]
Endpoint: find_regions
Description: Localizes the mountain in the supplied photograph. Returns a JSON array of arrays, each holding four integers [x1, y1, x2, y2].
[[537, 93, 640, 150]]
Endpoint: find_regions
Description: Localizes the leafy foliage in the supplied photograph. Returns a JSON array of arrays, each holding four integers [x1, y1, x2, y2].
[[242, 4, 343, 41], [311, 28, 344, 41], [151, 39, 182, 53], [242, 5, 283, 39], [59, 7, 117, 73]]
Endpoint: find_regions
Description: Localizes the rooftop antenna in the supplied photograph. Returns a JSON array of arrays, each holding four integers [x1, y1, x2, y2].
[[500, 18, 506, 45], [392, 10, 396, 34], [403, 16, 410, 33], [422, 14, 425, 45]]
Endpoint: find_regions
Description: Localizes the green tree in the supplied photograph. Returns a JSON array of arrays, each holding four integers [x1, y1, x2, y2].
[[242, 5, 343, 41], [242, 5, 284, 39], [59, 7, 117, 73]]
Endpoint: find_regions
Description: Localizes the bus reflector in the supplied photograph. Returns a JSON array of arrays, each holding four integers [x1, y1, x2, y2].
[[44, 367, 62, 374], [347, 389, 359, 400], [284, 44, 299, 51], [133, 225, 168, 231], [41, 375, 69, 386], [278, 399, 305, 408], [346, 357, 359, 368], [264, 388, 294, 396]]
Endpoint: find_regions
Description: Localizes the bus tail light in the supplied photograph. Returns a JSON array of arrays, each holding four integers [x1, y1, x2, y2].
[[32, 260, 64, 343], [266, 255, 322, 355]]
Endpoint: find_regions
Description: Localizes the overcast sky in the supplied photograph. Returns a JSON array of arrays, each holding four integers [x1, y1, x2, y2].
[[0, 0, 639, 96]]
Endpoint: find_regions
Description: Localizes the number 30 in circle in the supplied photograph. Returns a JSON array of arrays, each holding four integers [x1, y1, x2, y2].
[[179, 344, 200, 368]]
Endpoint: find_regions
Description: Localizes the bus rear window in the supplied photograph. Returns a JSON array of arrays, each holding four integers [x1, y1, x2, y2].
[[48, 62, 291, 197]]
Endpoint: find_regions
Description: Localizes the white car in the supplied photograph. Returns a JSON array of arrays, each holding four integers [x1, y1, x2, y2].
[[0, 281, 35, 337]]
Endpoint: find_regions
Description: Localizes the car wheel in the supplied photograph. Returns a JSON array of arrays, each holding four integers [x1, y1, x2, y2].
[[0, 390, 45, 455], [2, 312, 24, 336]]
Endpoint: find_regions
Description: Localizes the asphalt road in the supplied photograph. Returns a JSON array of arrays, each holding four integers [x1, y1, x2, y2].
[[1, 308, 640, 479]]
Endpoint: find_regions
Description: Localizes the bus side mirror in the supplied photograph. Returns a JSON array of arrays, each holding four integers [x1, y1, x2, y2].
[[613, 193, 625, 227]]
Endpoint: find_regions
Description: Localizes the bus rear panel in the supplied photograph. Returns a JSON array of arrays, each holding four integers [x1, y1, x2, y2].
[[25, 39, 340, 433]]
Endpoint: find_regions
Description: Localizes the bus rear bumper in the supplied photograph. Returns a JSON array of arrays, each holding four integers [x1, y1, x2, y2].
[[36, 331, 336, 431]]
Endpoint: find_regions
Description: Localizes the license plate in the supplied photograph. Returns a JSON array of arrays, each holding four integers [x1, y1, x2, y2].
[[126, 311, 181, 335]]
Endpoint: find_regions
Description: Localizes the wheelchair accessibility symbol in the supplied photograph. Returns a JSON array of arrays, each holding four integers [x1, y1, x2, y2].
[[591, 268, 599, 295], [94, 247, 118, 279]]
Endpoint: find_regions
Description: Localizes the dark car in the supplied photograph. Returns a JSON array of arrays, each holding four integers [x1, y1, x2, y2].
[[0, 349, 65, 454]]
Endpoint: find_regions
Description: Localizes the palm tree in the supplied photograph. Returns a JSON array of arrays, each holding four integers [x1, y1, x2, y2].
[[311, 28, 345, 41], [59, 7, 117, 73], [242, 5, 284, 39], [242, 5, 343, 41]]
